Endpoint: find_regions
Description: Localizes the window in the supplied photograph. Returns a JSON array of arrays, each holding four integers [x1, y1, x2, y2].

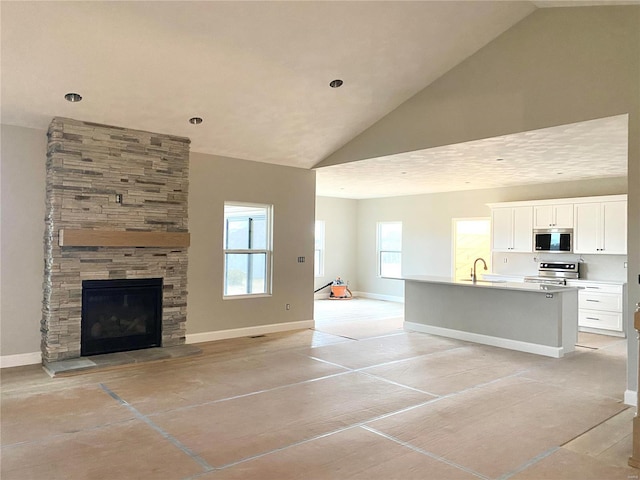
[[377, 222, 402, 277], [452, 218, 491, 281], [223, 203, 272, 297], [314, 221, 325, 277]]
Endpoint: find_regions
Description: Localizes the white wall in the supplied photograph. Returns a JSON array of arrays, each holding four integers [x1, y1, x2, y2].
[[314, 197, 357, 294], [353, 177, 626, 298]]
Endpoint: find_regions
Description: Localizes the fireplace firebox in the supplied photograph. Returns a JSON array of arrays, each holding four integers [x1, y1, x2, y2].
[[81, 278, 163, 356]]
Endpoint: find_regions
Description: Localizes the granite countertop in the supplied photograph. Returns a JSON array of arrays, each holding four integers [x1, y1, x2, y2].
[[395, 275, 579, 294]]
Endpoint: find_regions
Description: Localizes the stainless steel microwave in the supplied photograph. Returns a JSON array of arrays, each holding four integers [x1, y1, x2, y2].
[[533, 228, 573, 253]]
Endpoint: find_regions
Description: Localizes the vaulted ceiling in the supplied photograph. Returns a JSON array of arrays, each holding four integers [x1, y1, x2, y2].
[[1, 1, 633, 197]]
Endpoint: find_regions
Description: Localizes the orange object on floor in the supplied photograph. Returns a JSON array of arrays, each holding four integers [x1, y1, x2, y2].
[[329, 285, 352, 299]]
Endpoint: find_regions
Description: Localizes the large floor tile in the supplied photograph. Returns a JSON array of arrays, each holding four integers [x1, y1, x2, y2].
[[511, 447, 636, 480], [314, 298, 405, 339], [564, 407, 633, 457], [299, 332, 467, 370], [597, 433, 634, 470], [519, 346, 627, 400], [201, 426, 478, 480], [151, 372, 434, 467], [0, 419, 205, 480], [315, 316, 404, 340], [367, 376, 627, 479], [0, 385, 134, 446], [577, 332, 627, 350], [103, 350, 346, 414], [194, 329, 350, 362], [314, 298, 404, 322], [362, 345, 543, 395], [0, 300, 631, 480]]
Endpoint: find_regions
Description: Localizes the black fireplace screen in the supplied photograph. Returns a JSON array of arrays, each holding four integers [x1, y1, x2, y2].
[[81, 278, 162, 356]]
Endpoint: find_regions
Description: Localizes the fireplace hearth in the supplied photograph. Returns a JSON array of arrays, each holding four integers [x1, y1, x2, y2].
[[81, 278, 163, 356]]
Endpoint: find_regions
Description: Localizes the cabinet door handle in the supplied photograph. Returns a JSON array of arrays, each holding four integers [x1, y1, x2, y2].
[[586, 299, 600, 302], [586, 287, 600, 289], [586, 317, 601, 321]]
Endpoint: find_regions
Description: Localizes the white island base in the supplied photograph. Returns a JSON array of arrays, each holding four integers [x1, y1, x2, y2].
[[402, 276, 578, 358]]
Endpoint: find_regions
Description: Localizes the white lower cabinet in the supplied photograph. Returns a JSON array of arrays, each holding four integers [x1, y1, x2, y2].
[[578, 310, 622, 332], [566, 281, 625, 336]]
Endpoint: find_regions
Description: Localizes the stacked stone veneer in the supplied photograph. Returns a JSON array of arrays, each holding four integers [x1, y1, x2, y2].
[[42, 118, 190, 362]]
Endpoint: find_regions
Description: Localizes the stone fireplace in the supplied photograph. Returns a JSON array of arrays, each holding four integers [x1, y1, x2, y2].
[[42, 118, 190, 363]]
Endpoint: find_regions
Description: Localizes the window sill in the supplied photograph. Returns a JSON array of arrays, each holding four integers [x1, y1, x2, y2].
[[223, 293, 272, 300]]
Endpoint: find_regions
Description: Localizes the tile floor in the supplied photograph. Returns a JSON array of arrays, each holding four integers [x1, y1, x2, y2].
[[0, 298, 636, 479]]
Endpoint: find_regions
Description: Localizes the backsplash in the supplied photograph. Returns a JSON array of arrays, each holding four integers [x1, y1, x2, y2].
[[492, 252, 628, 282]]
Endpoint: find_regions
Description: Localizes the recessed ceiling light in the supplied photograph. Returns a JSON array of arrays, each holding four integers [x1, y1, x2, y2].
[[401, 172, 407, 175], [329, 79, 344, 88], [64, 93, 82, 102], [495, 158, 504, 162], [189, 117, 203, 125]]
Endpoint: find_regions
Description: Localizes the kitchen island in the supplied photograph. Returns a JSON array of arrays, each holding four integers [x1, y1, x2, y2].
[[401, 275, 579, 358]]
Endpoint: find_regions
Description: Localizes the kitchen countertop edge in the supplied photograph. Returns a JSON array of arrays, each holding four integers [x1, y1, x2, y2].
[[392, 275, 579, 294]]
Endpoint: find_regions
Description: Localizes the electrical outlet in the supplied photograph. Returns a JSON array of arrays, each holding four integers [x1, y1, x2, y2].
[[297, 257, 305, 263], [285, 304, 291, 310], [503, 258, 508, 263]]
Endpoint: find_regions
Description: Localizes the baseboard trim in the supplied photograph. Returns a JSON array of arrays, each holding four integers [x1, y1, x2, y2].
[[404, 322, 564, 358], [0, 351, 42, 368], [186, 319, 315, 344], [353, 291, 404, 303], [625, 390, 637, 407]]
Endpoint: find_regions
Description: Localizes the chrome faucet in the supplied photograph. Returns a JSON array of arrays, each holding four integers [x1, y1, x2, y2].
[[470, 257, 488, 283]]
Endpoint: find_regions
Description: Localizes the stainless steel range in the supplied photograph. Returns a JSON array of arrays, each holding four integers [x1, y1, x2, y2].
[[524, 262, 580, 286]]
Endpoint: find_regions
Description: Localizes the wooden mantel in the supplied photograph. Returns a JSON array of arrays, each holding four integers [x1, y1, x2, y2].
[[58, 229, 190, 248]]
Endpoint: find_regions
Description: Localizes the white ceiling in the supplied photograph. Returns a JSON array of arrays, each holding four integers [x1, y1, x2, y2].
[[315, 115, 628, 199], [1, 0, 538, 169], [1, 1, 633, 198]]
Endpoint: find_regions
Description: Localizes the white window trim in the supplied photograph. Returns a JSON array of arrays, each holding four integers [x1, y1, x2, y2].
[[377, 221, 402, 278], [314, 220, 325, 278], [223, 202, 273, 298]]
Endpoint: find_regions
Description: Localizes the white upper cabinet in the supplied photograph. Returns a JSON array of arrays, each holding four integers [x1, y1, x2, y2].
[[491, 206, 533, 252], [489, 194, 626, 256], [533, 204, 573, 228], [573, 200, 627, 254]]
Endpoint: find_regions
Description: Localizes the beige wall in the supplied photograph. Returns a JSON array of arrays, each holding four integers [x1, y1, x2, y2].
[[318, 5, 640, 395], [0, 125, 47, 356], [188, 152, 316, 335], [314, 197, 358, 293], [0, 127, 316, 358]]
